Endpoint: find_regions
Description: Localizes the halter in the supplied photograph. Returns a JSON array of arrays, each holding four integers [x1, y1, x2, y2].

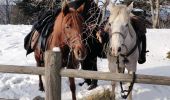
[[61, 12, 84, 48], [111, 32, 127, 40], [110, 24, 138, 64]]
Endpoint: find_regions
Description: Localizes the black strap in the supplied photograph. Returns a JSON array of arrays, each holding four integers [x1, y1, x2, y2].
[[120, 24, 139, 58], [120, 38, 139, 58], [39, 51, 44, 66], [120, 72, 136, 99]]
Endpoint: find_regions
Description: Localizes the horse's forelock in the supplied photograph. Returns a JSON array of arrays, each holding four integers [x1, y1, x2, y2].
[[109, 5, 130, 25], [63, 11, 83, 27]]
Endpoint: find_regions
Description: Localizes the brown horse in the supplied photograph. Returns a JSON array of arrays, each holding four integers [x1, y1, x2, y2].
[[33, 2, 86, 100]]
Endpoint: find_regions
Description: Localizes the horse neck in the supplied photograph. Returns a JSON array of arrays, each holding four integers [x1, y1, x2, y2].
[[124, 22, 137, 49], [48, 13, 65, 49]]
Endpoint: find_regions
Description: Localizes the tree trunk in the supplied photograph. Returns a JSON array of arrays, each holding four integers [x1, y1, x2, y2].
[[5, 0, 11, 24], [155, 0, 160, 28], [150, 0, 160, 28]]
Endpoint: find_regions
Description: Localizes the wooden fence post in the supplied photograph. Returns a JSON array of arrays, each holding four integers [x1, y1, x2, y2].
[[45, 50, 61, 100]]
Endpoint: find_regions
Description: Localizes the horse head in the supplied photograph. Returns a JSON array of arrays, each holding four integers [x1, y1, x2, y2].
[[51, 1, 86, 61], [108, 2, 134, 57]]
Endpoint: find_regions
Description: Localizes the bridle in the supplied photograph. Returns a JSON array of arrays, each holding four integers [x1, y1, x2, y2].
[[111, 32, 127, 40], [59, 11, 84, 48]]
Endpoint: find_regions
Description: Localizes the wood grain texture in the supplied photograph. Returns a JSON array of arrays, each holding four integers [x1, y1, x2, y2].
[[60, 69, 170, 85], [0, 65, 44, 75], [45, 51, 61, 100]]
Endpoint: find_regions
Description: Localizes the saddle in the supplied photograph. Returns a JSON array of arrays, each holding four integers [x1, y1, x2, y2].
[[130, 15, 147, 64], [130, 15, 146, 37], [24, 8, 61, 55]]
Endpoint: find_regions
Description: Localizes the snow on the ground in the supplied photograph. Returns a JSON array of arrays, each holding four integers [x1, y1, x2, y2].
[[0, 25, 170, 100]]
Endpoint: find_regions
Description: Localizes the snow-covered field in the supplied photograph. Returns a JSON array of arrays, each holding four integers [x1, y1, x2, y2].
[[0, 25, 170, 100]]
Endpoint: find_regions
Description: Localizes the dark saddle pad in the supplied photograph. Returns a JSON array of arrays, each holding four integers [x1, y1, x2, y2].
[[130, 16, 146, 37], [24, 8, 61, 55]]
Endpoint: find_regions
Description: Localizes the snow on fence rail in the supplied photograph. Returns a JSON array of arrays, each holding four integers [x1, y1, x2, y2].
[[0, 51, 170, 100]]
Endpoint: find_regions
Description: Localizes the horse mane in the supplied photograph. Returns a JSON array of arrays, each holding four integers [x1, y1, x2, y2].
[[109, 5, 129, 21], [109, 5, 138, 37], [117, 6, 137, 37]]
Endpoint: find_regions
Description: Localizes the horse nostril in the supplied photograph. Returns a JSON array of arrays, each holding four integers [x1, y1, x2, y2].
[[118, 47, 121, 52], [78, 50, 81, 56]]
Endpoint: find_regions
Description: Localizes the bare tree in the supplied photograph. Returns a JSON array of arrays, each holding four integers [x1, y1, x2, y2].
[[0, 0, 13, 24], [0, 6, 6, 24], [150, 0, 160, 28], [5, 0, 11, 24]]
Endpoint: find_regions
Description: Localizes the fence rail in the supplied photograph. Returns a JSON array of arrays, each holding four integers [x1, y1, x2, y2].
[[0, 51, 170, 100], [61, 69, 170, 85], [0, 65, 44, 75], [1, 64, 170, 86]]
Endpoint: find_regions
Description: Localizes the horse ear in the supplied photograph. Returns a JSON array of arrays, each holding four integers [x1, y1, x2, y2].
[[127, 2, 134, 13], [77, 3, 85, 14], [62, 1, 70, 15]]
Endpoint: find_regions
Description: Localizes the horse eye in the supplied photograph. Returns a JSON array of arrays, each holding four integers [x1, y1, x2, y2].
[[125, 24, 128, 27]]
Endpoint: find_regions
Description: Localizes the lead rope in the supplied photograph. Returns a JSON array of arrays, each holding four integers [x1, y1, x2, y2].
[[116, 56, 136, 99]]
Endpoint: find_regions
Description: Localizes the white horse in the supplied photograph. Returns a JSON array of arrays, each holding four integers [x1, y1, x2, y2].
[[107, 2, 139, 100]]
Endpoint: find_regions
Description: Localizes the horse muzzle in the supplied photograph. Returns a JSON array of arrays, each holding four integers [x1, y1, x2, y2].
[[109, 47, 122, 57], [73, 45, 87, 61]]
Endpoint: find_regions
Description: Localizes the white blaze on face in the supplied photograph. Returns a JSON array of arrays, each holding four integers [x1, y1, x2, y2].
[[110, 33, 124, 56], [52, 47, 60, 52], [109, 10, 125, 56]]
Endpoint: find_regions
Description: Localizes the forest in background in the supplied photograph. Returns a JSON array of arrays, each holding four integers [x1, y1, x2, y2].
[[0, 0, 170, 28]]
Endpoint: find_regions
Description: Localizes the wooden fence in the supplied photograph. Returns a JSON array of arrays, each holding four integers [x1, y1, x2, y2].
[[0, 51, 170, 100]]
